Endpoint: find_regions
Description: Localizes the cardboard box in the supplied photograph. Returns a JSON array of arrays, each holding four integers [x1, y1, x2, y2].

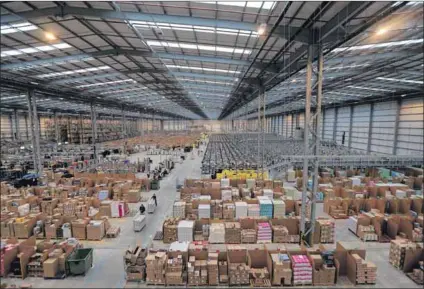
[[86, 220, 105, 240], [43, 258, 58, 278]]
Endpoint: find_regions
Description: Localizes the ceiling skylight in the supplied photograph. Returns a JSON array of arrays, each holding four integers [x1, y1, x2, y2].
[[131, 21, 257, 37], [146, 40, 251, 54], [376, 77, 423, 85], [347, 85, 394, 92], [100, 87, 147, 94], [203, 2, 275, 10], [166, 64, 240, 74], [332, 39, 423, 52], [1, 43, 72, 57], [178, 78, 237, 85], [76, 79, 136, 88], [1, 22, 37, 34], [37, 66, 111, 78]]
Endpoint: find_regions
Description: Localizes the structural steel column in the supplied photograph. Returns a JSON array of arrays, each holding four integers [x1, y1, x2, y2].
[[300, 43, 313, 235], [54, 112, 60, 142], [309, 44, 324, 245], [348, 105, 354, 149], [24, 114, 29, 140], [122, 108, 126, 138], [392, 99, 402, 155], [90, 103, 98, 165], [366, 103, 375, 154], [13, 109, 19, 141], [26, 89, 42, 175], [257, 85, 266, 180], [79, 113, 84, 144], [321, 110, 325, 140]]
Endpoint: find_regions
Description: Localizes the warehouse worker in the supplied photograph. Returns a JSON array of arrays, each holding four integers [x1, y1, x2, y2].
[[152, 193, 157, 207], [139, 204, 146, 215]]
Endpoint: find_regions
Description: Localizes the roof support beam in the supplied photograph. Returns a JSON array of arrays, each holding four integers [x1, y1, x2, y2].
[[173, 72, 237, 81], [1, 6, 313, 42]]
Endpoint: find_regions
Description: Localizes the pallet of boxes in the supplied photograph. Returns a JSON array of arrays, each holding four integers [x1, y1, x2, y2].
[[389, 239, 424, 285], [124, 245, 147, 282], [163, 218, 179, 243], [269, 250, 292, 286], [187, 242, 208, 286], [227, 245, 250, 286], [145, 251, 167, 285], [247, 248, 272, 287]]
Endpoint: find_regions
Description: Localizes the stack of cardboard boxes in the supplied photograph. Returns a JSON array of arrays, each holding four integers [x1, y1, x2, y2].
[[209, 223, 225, 243], [317, 219, 335, 243], [225, 222, 241, 244], [309, 253, 336, 286], [207, 252, 219, 286], [146, 251, 167, 285], [270, 253, 292, 286], [272, 225, 289, 243], [352, 254, 377, 284], [389, 239, 411, 269], [227, 246, 250, 285], [223, 203, 235, 220], [163, 218, 179, 243], [187, 256, 208, 285], [165, 255, 184, 285], [124, 246, 147, 281], [291, 254, 313, 285], [211, 200, 223, 218], [357, 225, 378, 241], [219, 259, 228, 284]]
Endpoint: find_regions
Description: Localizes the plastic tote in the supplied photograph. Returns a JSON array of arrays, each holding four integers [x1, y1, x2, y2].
[[66, 248, 93, 276]]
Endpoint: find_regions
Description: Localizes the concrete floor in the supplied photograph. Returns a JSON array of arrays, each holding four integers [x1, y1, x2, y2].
[[2, 149, 421, 288]]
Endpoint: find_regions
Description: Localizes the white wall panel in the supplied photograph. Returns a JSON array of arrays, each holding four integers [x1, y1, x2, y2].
[[336, 107, 351, 146], [0, 115, 12, 140], [298, 113, 305, 129], [323, 108, 335, 141], [18, 113, 29, 140], [350, 104, 371, 151], [370, 101, 397, 154], [397, 97, 423, 155]]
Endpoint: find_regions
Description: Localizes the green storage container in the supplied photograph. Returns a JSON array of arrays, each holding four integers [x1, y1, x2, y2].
[[151, 179, 160, 190], [66, 248, 93, 276]]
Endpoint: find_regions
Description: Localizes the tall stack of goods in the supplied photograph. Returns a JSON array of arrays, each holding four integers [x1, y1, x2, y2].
[[272, 199, 286, 218], [211, 200, 223, 218], [228, 246, 250, 286], [235, 202, 248, 219], [287, 169, 296, 182], [225, 222, 241, 244], [221, 178, 230, 187], [178, 220, 194, 242], [257, 221, 272, 243], [248, 203, 260, 217], [389, 239, 420, 269], [352, 254, 377, 284], [146, 252, 167, 285], [357, 225, 378, 241], [246, 179, 256, 189], [208, 252, 219, 286], [163, 218, 179, 243], [317, 219, 335, 243], [223, 203, 235, 220], [209, 223, 225, 243], [271, 253, 292, 286], [188, 256, 207, 285], [222, 190, 232, 201], [173, 201, 186, 218], [198, 204, 211, 219], [258, 196, 273, 218], [165, 255, 184, 285], [292, 255, 313, 285], [272, 224, 289, 243], [263, 189, 273, 199]]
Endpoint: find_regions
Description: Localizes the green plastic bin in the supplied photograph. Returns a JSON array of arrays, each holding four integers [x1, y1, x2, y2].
[[66, 248, 93, 276]]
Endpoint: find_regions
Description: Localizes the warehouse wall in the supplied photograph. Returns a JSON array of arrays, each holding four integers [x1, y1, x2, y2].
[[286, 97, 423, 155]]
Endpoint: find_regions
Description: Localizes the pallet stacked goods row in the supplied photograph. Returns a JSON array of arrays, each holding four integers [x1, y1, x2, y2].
[[201, 133, 362, 175], [388, 239, 424, 285], [124, 241, 378, 287], [0, 172, 153, 242], [0, 237, 93, 280]]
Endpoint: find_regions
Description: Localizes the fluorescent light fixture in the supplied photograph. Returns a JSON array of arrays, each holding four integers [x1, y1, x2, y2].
[[131, 21, 257, 37], [76, 79, 136, 88], [325, 63, 369, 70], [332, 39, 423, 52], [1, 95, 26, 100], [327, 91, 371, 98], [10, 57, 94, 71], [146, 40, 251, 54], [193, 92, 230, 97], [100, 87, 147, 94], [1, 22, 37, 34], [348, 85, 394, 92], [1, 43, 72, 57], [376, 77, 423, 85], [166, 64, 240, 74], [37, 66, 111, 78], [178, 78, 236, 85], [203, 2, 275, 10]]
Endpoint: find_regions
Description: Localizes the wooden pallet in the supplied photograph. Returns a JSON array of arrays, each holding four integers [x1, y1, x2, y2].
[[27, 273, 44, 278], [153, 231, 163, 241], [106, 226, 121, 238], [251, 279, 272, 287], [7, 274, 22, 279], [407, 272, 424, 285], [44, 273, 66, 280]]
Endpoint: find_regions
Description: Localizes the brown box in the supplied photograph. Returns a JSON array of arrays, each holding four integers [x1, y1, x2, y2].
[[86, 220, 105, 240], [43, 258, 59, 278], [71, 219, 89, 240]]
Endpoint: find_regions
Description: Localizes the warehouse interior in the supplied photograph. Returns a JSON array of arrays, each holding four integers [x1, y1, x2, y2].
[[0, 1, 423, 288]]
